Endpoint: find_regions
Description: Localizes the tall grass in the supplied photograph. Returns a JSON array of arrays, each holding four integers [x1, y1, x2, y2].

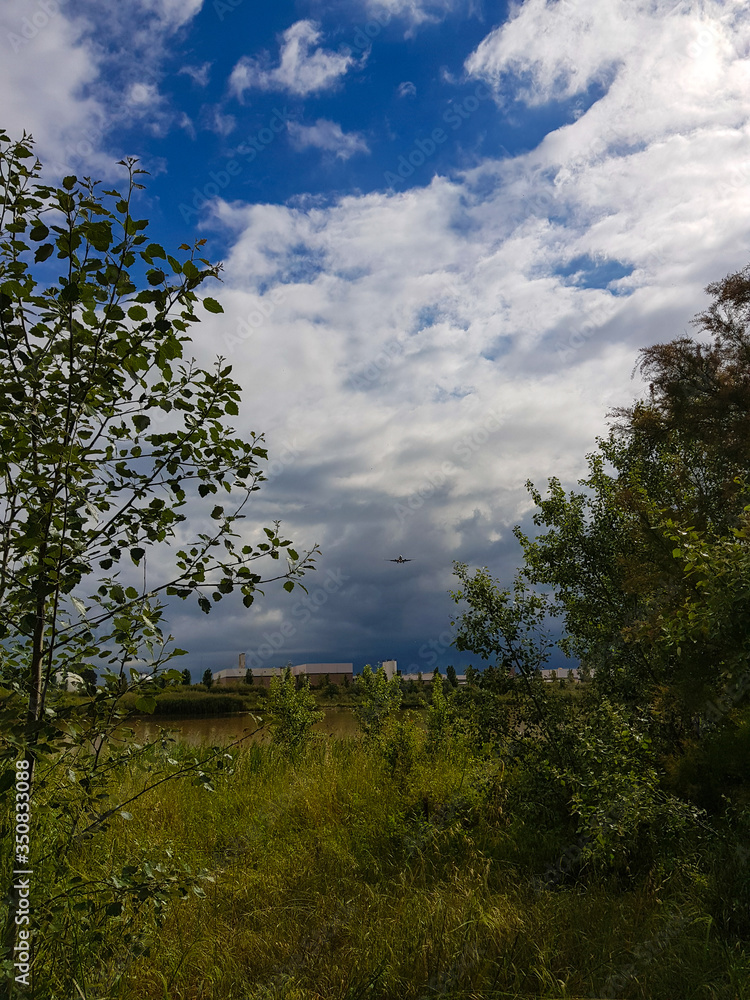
[[15, 720, 749, 1000]]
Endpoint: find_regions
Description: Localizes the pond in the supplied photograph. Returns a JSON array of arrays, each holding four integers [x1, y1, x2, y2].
[[127, 706, 366, 746]]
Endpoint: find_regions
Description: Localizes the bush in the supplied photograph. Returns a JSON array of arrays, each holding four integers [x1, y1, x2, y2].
[[267, 667, 323, 752], [353, 664, 402, 738]]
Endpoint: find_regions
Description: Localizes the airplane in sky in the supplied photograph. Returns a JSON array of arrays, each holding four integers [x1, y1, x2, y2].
[[387, 555, 412, 563]]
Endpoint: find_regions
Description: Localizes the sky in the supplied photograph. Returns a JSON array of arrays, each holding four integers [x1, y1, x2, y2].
[[2, 0, 750, 679]]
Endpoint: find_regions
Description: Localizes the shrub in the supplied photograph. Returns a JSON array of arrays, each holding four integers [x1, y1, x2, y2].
[[267, 667, 323, 752]]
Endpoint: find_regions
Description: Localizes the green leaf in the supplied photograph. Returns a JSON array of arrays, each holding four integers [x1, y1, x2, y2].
[[130, 547, 146, 564], [29, 223, 49, 241], [34, 243, 54, 263], [202, 297, 223, 314], [134, 696, 157, 714], [133, 414, 150, 432], [71, 596, 87, 617], [283, 581, 294, 593], [198, 596, 212, 614], [147, 269, 166, 286], [128, 305, 148, 321], [62, 175, 77, 190], [211, 506, 224, 519], [84, 221, 112, 251]]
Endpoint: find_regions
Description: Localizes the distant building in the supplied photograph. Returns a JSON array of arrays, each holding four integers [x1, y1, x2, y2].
[[291, 663, 353, 686], [381, 659, 398, 680], [540, 668, 582, 683], [214, 667, 285, 688], [213, 656, 353, 688]]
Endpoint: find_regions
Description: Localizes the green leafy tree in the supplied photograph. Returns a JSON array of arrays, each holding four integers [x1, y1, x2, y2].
[[267, 666, 322, 752], [446, 664, 458, 688], [0, 130, 314, 735], [426, 667, 454, 753], [181, 668, 191, 685], [0, 131, 314, 982], [353, 663, 402, 738], [516, 266, 750, 719], [202, 669, 213, 689], [244, 667, 253, 685]]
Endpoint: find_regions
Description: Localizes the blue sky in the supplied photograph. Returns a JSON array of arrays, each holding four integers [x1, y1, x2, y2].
[[2, 0, 750, 678]]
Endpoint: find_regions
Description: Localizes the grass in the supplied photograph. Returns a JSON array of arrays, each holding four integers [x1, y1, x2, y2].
[[14, 718, 750, 1000]]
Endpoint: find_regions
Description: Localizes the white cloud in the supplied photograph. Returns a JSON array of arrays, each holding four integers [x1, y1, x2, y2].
[[142, 0, 204, 29], [367, 0, 461, 32], [128, 82, 161, 106], [0, 0, 111, 176], [288, 119, 370, 159], [229, 20, 357, 98], [184, 0, 750, 661], [179, 62, 212, 86], [202, 106, 237, 136], [465, 0, 742, 113], [397, 80, 417, 97], [0, 0, 210, 176]]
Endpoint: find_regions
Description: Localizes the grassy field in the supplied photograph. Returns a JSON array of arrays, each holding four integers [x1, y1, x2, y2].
[[16, 708, 750, 1000]]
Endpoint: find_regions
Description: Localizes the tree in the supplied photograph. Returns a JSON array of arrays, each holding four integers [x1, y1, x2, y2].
[[0, 131, 315, 977], [464, 264, 750, 729], [266, 665, 322, 752], [353, 663, 402, 738], [181, 668, 192, 685], [244, 667, 253, 685], [202, 669, 213, 689], [446, 664, 458, 688]]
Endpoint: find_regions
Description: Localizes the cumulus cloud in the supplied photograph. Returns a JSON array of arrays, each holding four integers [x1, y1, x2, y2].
[[466, 0, 741, 113], [229, 20, 357, 98], [182, 0, 750, 668], [397, 80, 417, 97], [0, 0, 211, 176], [0, 0, 110, 176], [288, 119, 370, 159]]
